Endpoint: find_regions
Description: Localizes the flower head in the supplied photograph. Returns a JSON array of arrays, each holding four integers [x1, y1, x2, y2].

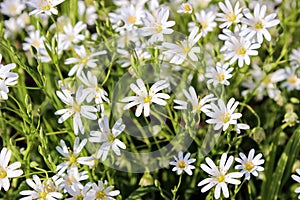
[[235, 149, 264, 180], [121, 79, 170, 117], [86, 180, 120, 200], [27, 0, 64, 16], [205, 98, 243, 131], [89, 115, 126, 161], [292, 169, 300, 199], [198, 153, 243, 199], [0, 148, 23, 191], [216, 0, 243, 28], [170, 151, 196, 176]]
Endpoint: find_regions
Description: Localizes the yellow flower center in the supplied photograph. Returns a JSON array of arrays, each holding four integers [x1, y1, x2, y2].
[[127, 15, 137, 24], [96, 191, 107, 200], [178, 160, 187, 169], [156, 24, 163, 33], [80, 58, 88, 64], [73, 104, 81, 113], [263, 76, 271, 85], [182, 47, 191, 55], [216, 73, 225, 82], [243, 161, 255, 172], [225, 12, 236, 22], [184, 4, 192, 12], [236, 46, 247, 55], [9, 5, 17, 13], [144, 96, 152, 103], [288, 75, 298, 85], [108, 134, 115, 143], [39, 191, 47, 199], [219, 112, 231, 123], [254, 21, 263, 30], [0, 166, 7, 179], [69, 155, 77, 164], [201, 22, 208, 29], [76, 195, 84, 200], [32, 40, 41, 49], [217, 174, 225, 182]]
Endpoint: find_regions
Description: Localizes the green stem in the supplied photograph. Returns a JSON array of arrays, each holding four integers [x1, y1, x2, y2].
[[172, 174, 183, 200]]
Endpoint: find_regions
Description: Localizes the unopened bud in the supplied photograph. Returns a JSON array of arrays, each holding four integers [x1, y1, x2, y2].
[[251, 127, 265, 143], [139, 171, 154, 187], [283, 112, 299, 127]]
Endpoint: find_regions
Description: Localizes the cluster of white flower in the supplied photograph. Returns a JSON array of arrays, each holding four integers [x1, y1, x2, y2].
[[169, 149, 265, 199]]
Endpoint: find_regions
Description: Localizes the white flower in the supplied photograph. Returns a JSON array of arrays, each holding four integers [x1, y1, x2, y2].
[[169, 151, 196, 176], [0, 148, 23, 191], [139, 6, 175, 43], [23, 30, 45, 52], [276, 66, 300, 91], [0, 55, 19, 100], [27, 0, 64, 16], [108, 4, 144, 32], [59, 21, 86, 50], [189, 10, 217, 37], [224, 35, 261, 67], [55, 86, 98, 135], [163, 27, 202, 65], [216, 0, 243, 29], [66, 182, 92, 200], [205, 98, 242, 131], [174, 86, 216, 113], [57, 167, 89, 192], [79, 71, 110, 112], [205, 62, 234, 86], [290, 47, 300, 67], [65, 45, 107, 77], [78, 1, 98, 26], [89, 115, 126, 161], [235, 149, 264, 180], [240, 3, 280, 44], [177, 3, 193, 14], [198, 153, 243, 199], [20, 175, 63, 200], [121, 79, 170, 117], [85, 180, 120, 200], [292, 169, 300, 199], [55, 137, 94, 174], [0, 0, 25, 17]]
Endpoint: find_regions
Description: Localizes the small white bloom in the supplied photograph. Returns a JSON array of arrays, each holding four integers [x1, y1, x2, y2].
[[189, 10, 217, 37], [121, 79, 170, 117], [292, 169, 300, 199], [216, 0, 243, 29], [0, 55, 19, 100], [276, 66, 300, 91], [205, 98, 243, 131], [78, 1, 98, 26], [85, 180, 120, 200], [139, 6, 175, 43], [0, 148, 23, 191], [23, 30, 45, 52], [205, 62, 234, 86], [55, 137, 94, 174], [198, 153, 243, 199], [58, 166, 89, 192], [224, 35, 261, 67], [66, 182, 92, 200], [79, 71, 110, 112], [65, 45, 107, 77], [177, 3, 193, 14], [89, 115, 126, 161], [55, 86, 98, 135], [59, 21, 86, 50], [240, 3, 280, 44], [169, 151, 196, 176], [163, 27, 202, 65], [174, 86, 216, 113], [0, 0, 25, 17], [235, 149, 265, 180], [290, 47, 300, 67], [27, 0, 65, 16], [20, 175, 63, 200]]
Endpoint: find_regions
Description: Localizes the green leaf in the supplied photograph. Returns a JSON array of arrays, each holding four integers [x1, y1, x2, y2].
[[125, 186, 159, 200]]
